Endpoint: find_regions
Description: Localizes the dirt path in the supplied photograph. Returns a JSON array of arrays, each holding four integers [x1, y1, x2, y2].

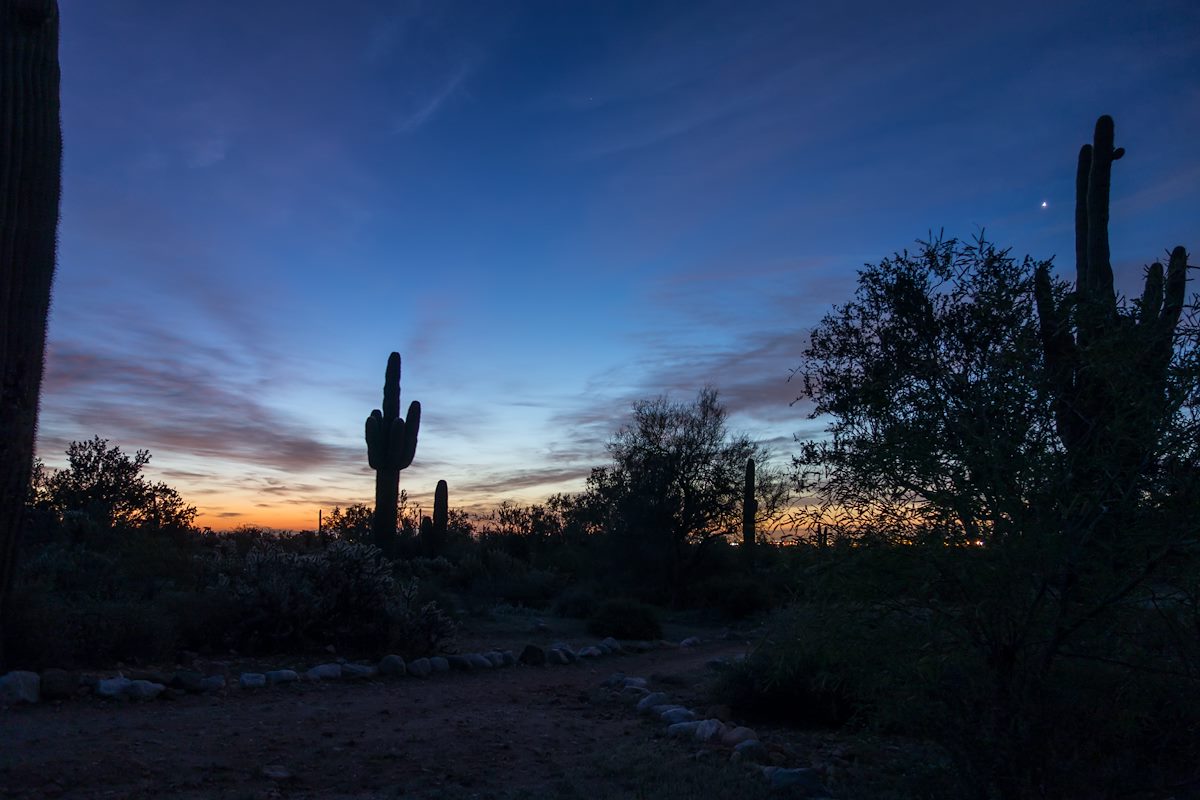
[[1, 642, 748, 799]]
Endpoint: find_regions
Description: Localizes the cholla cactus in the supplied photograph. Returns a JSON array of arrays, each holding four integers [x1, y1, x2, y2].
[[365, 353, 421, 555]]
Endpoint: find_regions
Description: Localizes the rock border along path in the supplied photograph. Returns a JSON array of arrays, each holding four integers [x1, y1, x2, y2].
[[0, 636, 640, 706], [2, 633, 828, 796], [600, 654, 834, 798]]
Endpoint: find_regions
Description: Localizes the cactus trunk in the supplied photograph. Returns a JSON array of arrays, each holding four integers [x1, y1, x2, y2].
[[0, 0, 61, 668], [421, 479, 448, 557], [742, 458, 757, 565], [365, 352, 421, 556]]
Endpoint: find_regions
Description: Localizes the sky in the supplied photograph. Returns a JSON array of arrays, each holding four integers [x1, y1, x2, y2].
[[38, 0, 1200, 531]]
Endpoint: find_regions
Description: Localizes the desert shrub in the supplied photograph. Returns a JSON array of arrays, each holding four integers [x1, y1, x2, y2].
[[587, 598, 663, 640], [6, 590, 179, 667], [687, 574, 775, 620], [210, 539, 454, 655], [553, 584, 599, 619]]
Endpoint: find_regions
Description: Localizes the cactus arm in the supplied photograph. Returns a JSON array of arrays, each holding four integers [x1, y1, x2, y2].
[[1074, 143, 1092, 297], [365, 410, 384, 470], [397, 400, 421, 469], [1160, 246, 1188, 331], [382, 352, 401, 420], [1084, 115, 1119, 310], [1139, 262, 1164, 327]]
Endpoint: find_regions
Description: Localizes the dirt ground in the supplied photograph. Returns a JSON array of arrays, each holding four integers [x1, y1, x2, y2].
[[1, 628, 752, 800]]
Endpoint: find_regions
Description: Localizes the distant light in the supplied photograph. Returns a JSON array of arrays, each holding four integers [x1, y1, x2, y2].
[[1041, 201, 1048, 208]]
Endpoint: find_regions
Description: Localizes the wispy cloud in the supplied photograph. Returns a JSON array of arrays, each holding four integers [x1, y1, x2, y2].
[[393, 63, 470, 134]]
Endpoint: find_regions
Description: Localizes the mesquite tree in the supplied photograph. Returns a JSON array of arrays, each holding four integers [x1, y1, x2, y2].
[[364, 353, 421, 556], [0, 0, 61, 667]]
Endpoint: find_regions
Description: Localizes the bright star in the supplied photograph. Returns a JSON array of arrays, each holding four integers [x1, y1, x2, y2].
[[1041, 201, 1048, 208]]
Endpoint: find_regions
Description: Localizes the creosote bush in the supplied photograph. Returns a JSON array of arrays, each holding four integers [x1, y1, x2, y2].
[[587, 598, 663, 640]]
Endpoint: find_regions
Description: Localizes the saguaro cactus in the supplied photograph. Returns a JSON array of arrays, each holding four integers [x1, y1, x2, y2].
[[1033, 115, 1189, 532], [742, 458, 757, 564], [420, 479, 448, 557], [0, 0, 61, 667], [365, 352, 421, 555]]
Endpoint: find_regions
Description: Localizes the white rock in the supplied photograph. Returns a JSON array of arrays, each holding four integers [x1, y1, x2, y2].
[[694, 718, 725, 743], [721, 726, 759, 746], [97, 676, 133, 699], [239, 673, 267, 689], [636, 692, 669, 712], [661, 708, 697, 724], [126, 680, 165, 701], [200, 675, 226, 691], [306, 663, 342, 681], [667, 721, 705, 738], [0, 671, 40, 704], [266, 669, 299, 685], [378, 655, 406, 676], [341, 663, 376, 679]]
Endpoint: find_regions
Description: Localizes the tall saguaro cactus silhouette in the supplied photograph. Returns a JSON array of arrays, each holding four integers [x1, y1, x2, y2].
[[0, 0, 61, 667], [1033, 115, 1190, 531], [419, 479, 448, 557], [742, 458, 757, 565], [365, 353, 421, 556]]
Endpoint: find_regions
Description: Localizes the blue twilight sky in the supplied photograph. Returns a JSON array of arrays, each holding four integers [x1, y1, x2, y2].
[[38, 0, 1200, 529]]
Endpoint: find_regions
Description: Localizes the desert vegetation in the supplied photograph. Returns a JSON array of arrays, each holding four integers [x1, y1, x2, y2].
[[0, 7, 1195, 792]]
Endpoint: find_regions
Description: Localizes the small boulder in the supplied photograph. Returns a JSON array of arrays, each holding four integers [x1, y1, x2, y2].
[[661, 708, 697, 724], [667, 721, 705, 738], [622, 676, 647, 689], [408, 658, 432, 678], [261, 765, 292, 781], [239, 673, 267, 689], [265, 669, 299, 685], [466, 653, 493, 669], [305, 663, 342, 681], [518, 644, 546, 666], [377, 655, 406, 677], [429, 657, 449, 673], [578, 646, 603, 658], [126, 680, 165, 701], [446, 655, 472, 671], [39, 669, 77, 700], [600, 637, 623, 653], [694, 718, 725, 743], [549, 644, 578, 663], [679, 636, 701, 648], [546, 649, 570, 665], [484, 652, 504, 667], [126, 668, 171, 684], [200, 675, 226, 692], [341, 663, 376, 679], [721, 726, 758, 747], [500, 651, 516, 667], [602, 672, 626, 688], [97, 676, 133, 699], [731, 739, 769, 764], [636, 692, 669, 712], [0, 671, 40, 704]]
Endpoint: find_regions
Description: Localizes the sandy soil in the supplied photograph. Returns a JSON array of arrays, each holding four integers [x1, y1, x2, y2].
[[1, 639, 749, 800]]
